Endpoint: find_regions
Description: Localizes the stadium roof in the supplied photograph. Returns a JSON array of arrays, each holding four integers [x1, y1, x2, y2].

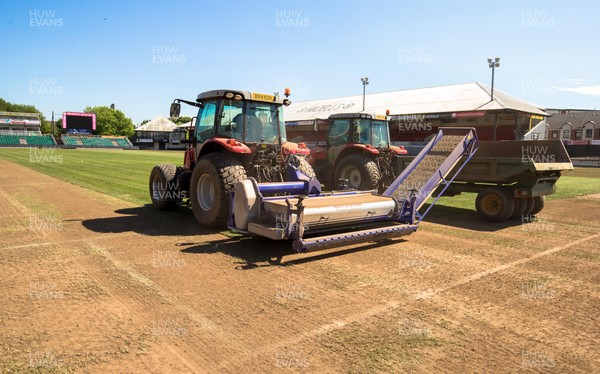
[[136, 116, 177, 132], [284, 82, 548, 122]]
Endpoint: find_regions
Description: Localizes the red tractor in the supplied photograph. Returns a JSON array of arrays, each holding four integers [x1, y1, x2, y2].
[[308, 113, 407, 191], [149, 89, 314, 227]]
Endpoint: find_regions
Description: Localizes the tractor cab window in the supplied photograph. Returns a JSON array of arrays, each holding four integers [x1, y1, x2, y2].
[[196, 101, 217, 142], [216, 100, 285, 144], [216, 100, 244, 140], [246, 102, 285, 143], [328, 119, 350, 146], [371, 120, 390, 147], [352, 119, 371, 144]]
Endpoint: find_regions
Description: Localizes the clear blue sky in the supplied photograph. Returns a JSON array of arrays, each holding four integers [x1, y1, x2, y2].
[[1, 0, 598, 124]]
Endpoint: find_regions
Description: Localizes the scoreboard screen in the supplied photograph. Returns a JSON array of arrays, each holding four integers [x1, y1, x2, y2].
[[62, 112, 96, 133]]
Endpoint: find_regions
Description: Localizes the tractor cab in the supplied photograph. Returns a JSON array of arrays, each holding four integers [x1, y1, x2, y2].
[[327, 113, 395, 164], [170, 89, 310, 180]]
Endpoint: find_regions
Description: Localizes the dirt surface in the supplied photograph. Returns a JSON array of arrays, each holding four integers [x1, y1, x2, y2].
[[1, 158, 599, 373]]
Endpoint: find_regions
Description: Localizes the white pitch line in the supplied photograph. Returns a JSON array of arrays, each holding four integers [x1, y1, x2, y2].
[[415, 232, 600, 300], [220, 232, 600, 370]]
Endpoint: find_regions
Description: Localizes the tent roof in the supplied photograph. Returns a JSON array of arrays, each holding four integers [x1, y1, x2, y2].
[[136, 116, 178, 132], [284, 82, 548, 122]]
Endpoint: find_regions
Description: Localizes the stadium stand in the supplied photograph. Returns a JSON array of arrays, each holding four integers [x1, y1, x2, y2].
[[0, 134, 56, 146], [61, 135, 133, 148]]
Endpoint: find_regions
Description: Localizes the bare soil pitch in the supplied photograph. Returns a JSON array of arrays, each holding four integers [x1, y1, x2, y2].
[[0, 159, 598, 373]]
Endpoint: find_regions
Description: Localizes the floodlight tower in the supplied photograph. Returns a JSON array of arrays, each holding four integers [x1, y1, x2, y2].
[[487, 57, 500, 101], [361, 77, 369, 111]]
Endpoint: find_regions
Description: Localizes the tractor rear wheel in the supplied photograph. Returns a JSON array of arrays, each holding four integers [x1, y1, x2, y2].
[[286, 154, 316, 179], [190, 153, 246, 228], [334, 153, 380, 190], [149, 164, 181, 210], [475, 187, 515, 222]]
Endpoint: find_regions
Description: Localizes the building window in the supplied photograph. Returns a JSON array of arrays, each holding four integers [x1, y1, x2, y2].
[[576, 129, 582, 139], [552, 132, 557, 138], [585, 128, 593, 138], [562, 129, 570, 139]]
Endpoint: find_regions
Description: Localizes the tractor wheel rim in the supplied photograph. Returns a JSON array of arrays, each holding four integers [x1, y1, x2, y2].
[[197, 174, 215, 211], [340, 165, 361, 189], [481, 195, 501, 215], [151, 175, 163, 202]]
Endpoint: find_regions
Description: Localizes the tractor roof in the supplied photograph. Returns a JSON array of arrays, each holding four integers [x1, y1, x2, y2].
[[328, 113, 389, 121], [196, 89, 288, 105]]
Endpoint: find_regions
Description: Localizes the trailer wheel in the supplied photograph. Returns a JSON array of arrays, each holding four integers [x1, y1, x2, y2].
[[190, 153, 246, 228], [286, 154, 316, 179], [475, 187, 515, 222], [149, 164, 181, 210], [530, 196, 546, 216], [334, 153, 380, 190], [522, 197, 536, 219], [510, 197, 527, 220]]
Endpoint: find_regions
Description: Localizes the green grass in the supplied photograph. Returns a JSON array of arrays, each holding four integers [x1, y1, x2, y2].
[[0, 148, 599, 210], [0, 148, 183, 206]]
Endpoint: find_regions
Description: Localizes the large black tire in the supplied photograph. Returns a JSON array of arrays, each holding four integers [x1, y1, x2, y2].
[[475, 187, 515, 222], [530, 196, 546, 216], [334, 153, 380, 190], [190, 153, 246, 228], [286, 154, 316, 179], [149, 164, 181, 210], [510, 197, 527, 220]]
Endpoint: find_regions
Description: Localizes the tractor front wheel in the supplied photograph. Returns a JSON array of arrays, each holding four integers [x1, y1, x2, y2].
[[286, 154, 316, 179], [334, 153, 380, 190], [190, 153, 246, 228]]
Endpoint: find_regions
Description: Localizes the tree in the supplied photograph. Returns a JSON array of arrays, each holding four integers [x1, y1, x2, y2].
[[84, 106, 135, 137], [139, 119, 151, 127], [171, 116, 192, 125]]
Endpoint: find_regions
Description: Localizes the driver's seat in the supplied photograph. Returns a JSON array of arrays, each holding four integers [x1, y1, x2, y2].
[[246, 114, 263, 141]]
